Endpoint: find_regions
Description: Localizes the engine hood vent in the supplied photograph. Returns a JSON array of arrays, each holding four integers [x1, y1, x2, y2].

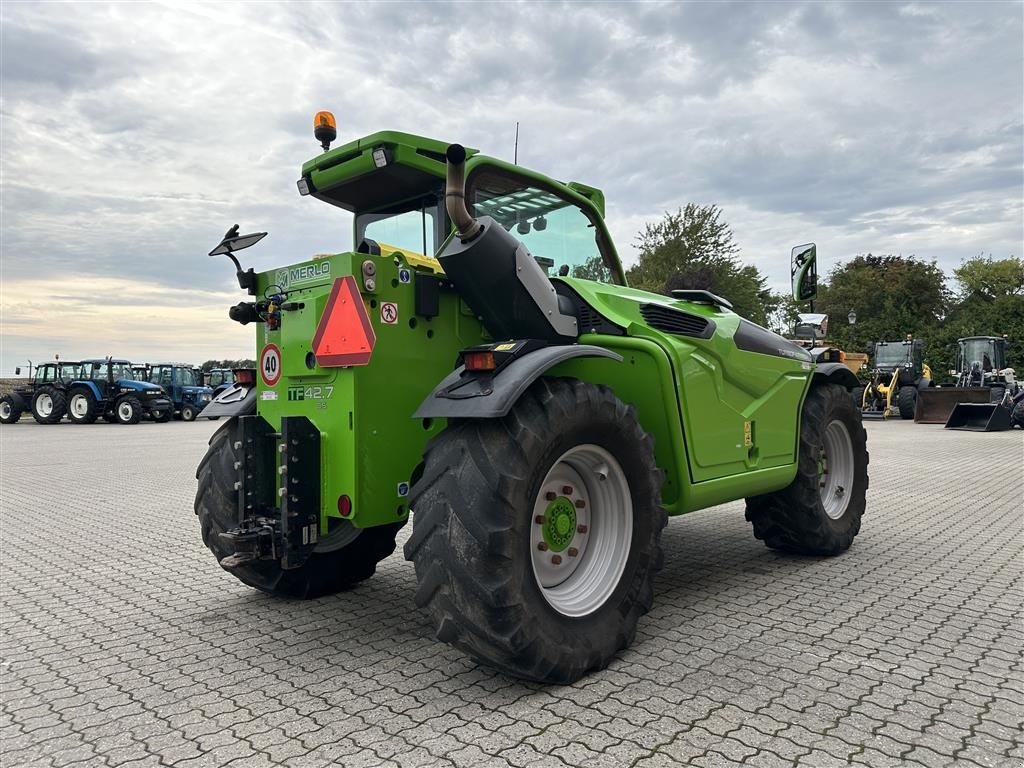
[[640, 303, 715, 339]]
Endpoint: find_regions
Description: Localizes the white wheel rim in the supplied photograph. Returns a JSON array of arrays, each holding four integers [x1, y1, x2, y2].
[[37, 395, 53, 417], [0, 402, 10, 419], [820, 420, 854, 520], [530, 444, 632, 617], [118, 401, 133, 420], [71, 394, 89, 417]]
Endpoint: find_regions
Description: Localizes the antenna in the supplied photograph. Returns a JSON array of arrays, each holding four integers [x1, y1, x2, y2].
[[514, 121, 519, 164]]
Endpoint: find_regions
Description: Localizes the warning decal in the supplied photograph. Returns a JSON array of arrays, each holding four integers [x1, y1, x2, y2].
[[312, 276, 376, 367], [380, 302, 398, 325], [260, 344, 282, 386]]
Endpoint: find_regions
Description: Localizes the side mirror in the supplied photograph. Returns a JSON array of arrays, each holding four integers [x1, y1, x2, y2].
[[791, 243, 817, 302]]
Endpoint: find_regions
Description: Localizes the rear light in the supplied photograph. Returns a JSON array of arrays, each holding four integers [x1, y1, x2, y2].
[[337, 495, 352, 517], [235, 370, 254, 385], [464, 352, 496, 372]]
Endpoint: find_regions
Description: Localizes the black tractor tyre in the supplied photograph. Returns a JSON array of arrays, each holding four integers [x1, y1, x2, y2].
[[31, 386, 66, 425], [114, 396, 143, 425], [194, 418, 404, 598], [404, 377, 666, 684], [851, 385, 865, 410], [180, 404, 197, 422], [0, 395, 23, 424], [745, 383, 868, 555], [153, 409, 172, 423], [897, 386, 917, 420], [1011, 400, 1024, 429], [67, 390, 100, 425]]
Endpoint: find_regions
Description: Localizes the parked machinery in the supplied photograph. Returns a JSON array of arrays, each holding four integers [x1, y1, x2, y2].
[[0, 361, 84, 424], [916, 336, 1018, 424], [856, 337, 932, 420], [149, 363, 214, 421], [191, 120, 868, 683], [65, 359, 173, 424]]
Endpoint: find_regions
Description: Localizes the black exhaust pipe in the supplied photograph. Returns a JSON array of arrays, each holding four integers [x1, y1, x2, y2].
[[445, 144, 482, 241]]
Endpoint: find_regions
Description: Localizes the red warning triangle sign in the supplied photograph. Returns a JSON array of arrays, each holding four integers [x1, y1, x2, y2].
[[312, 276, 376, 367]]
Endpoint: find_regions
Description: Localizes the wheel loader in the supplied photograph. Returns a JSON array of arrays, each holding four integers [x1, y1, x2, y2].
[[916, 335, 1019, 427], [855, 337, 932, 420], [195, 114, 869, 683]]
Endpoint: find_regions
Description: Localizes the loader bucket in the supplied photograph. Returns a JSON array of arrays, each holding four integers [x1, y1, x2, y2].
[[944, 402, 1012, 432], [915, 387, 991, 424]]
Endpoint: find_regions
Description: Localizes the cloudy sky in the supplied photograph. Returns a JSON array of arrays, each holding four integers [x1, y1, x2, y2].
[[2, 1, 1021, 373]]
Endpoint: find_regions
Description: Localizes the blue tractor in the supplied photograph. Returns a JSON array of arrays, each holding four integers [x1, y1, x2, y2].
[[149, 363, 213, 421], [66, 359, 172, 424]]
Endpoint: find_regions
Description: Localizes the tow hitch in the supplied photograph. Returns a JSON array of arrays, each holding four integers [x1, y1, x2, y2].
[[218, 414, 322, 570]]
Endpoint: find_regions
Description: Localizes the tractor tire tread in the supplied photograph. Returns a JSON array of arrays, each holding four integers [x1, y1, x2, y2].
[[404, 377, 665, 683], [897, 386, 917, 420], [31, 386, 66, 424], [194, 418, 402, 599], [745, 383, 868, 555]]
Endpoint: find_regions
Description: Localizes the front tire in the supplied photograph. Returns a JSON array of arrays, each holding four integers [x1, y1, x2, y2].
[[0, 395, 23, 424], [180, 404, 197, 422], [404, 378, 665, 683], [897, 386, 917, 419], [745, 383, 868, 555], [32, 387, 66, 424], [194, 418, 403, 598], [115, 396, 143, 425], [67, 390, 99, 424]]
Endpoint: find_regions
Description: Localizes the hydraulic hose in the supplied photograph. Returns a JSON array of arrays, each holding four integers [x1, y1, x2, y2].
[[445, 144, 481, 241]]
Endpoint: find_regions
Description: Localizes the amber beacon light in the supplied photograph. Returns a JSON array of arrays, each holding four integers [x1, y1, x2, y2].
[[314, 111, 337, 152]]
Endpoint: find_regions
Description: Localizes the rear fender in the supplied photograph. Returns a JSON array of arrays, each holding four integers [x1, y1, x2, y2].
[[70, 381, 102, 401], [812, 362, 859, 390], [414, 344, 623, 419]]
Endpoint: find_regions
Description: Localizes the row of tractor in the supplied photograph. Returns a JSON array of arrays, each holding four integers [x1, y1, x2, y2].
[[0, 361, 242, 425], [853, 335, 1023, 431]]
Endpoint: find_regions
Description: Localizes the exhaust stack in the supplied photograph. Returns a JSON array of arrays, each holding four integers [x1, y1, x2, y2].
[[445, 144, 482, 241]]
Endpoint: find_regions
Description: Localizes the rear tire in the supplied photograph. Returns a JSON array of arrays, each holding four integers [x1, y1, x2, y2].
[[897, 386, 917, 419], [31, 387, 66, 424], [1011, 400, 1024, 428], [67, 390, 99, 424], [115, 396, 142, 425], [0, 395, 23, 424], [404, 378, 665, 683], [180, 404, 197, 422], [194, 418, 403, 598], [745, 383, 868, 555], [153, 409, 172, 423]]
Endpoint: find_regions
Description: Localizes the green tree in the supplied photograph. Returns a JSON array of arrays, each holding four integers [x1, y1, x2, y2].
[[815, 255, 950, 356], [627, 205, 771, 324], [953, 255, 1024, 300]]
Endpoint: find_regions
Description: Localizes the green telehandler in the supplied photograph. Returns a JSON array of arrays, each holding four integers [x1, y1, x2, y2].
[[195, 115, 868, 683]]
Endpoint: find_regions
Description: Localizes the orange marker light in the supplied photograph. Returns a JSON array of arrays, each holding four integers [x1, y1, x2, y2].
[[464, 352, 496, 372]]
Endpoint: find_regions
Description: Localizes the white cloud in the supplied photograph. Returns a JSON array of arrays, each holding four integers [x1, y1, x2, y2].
[[1, 1, 1021, 373]]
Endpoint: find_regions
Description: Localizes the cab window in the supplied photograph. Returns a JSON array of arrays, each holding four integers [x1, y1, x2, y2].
[[466, 168, 622, 284], [355, 195, 442, 257]]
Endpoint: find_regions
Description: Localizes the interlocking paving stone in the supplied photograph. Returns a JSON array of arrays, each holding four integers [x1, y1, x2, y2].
[[1, 418, 1021, 767]]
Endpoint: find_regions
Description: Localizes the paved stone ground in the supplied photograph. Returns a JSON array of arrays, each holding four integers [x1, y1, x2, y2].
[[1, 418, 1021, 768]]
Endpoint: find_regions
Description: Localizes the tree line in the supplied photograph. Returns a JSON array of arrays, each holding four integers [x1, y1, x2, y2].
[[628, 205, 1023, 379]]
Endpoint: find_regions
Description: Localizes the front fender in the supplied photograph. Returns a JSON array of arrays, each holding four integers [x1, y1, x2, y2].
[[812, 362, 860, 390], [201, 384, 256, 419], [414, 344, 623, 419]]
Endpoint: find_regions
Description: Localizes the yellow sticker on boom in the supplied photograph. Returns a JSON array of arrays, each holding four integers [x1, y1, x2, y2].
[[743, 421, 753, 447], [494, 343, 517, 351]]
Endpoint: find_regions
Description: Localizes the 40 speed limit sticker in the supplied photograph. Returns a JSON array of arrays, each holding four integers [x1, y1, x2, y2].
[[260, 343, 282, 386]]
